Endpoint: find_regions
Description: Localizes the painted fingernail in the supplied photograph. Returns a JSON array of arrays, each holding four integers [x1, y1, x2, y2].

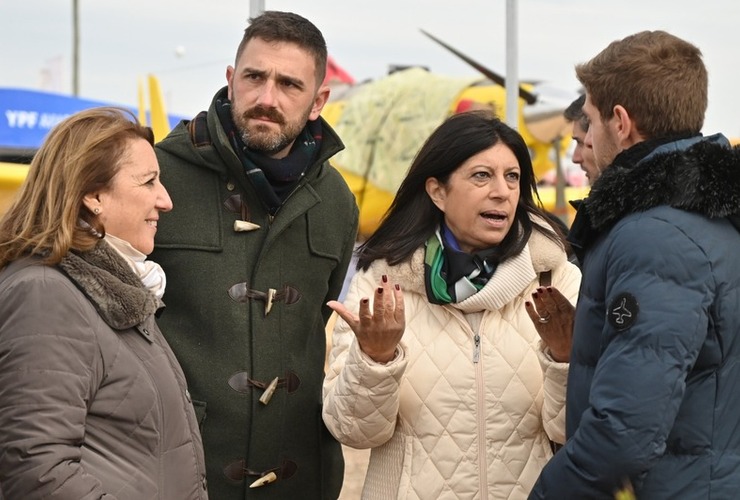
[[547, 287, 553, 293], [394, 284, 400, 291], [361, 298, 369, 304], [377, 287, 384, 294], [382, 275, 388, 283], [532, 292, 539, 299]]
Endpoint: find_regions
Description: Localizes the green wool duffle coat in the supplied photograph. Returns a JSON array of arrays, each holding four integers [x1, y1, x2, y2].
[[151, 88, 359, 500]]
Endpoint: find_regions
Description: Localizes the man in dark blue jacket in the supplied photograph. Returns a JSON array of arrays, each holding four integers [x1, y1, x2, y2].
[[530, 30, 740, 499]]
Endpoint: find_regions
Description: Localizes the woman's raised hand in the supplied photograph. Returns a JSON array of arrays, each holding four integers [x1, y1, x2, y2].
[[327, 275, 405, 363], [525, 286, 574, 362]]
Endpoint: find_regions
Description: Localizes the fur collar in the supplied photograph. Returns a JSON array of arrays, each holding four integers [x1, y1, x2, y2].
[[57, 241, 160, 329], [584, 137, 740, 231]]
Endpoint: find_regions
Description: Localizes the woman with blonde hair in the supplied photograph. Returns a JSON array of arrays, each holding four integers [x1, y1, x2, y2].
[[0, 107, 208, 499]]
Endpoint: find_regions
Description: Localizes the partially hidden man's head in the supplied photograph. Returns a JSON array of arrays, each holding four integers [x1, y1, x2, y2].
[[564, 94, 600, 183]]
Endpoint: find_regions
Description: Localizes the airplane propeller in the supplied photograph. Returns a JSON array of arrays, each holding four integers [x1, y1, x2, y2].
[[419, 29, 538, 105]]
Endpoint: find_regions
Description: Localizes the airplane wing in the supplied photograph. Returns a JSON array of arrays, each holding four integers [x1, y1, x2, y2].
[[0, 161, 28, 215]]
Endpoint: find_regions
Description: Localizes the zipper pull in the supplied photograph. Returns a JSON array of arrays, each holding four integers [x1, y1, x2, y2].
[[473, 334, 480, 363]]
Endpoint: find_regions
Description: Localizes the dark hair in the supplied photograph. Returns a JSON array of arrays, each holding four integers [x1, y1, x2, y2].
[[576, 30, 706, 138], [564, 94, 589, 132], [236, 11, 328, 86], [356, 110, 565, 270]]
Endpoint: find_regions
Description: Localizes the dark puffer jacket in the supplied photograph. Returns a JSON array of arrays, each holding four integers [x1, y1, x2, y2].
[[530, 135, 740, 499], [0, 241, 207, 499]]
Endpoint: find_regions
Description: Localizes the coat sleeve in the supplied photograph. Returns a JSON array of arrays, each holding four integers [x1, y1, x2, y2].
[[538, 261, 581, 445], [530, 216, 714, 499], [322, 267, 408, 449], [0, 269, 115, 500]]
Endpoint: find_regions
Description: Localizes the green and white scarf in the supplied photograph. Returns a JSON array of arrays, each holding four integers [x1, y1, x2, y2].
[[424, 225, 500, 305]]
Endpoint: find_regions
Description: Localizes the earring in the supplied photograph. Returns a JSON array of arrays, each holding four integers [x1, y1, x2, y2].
[[93, 207, 100, 215]]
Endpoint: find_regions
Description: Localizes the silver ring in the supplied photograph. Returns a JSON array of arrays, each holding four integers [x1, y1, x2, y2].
[[538, 314, 551, 324]]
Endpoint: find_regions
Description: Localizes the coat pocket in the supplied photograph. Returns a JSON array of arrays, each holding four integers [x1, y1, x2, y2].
[[306, 209, 344, 263], [154, 166, 224, 251]]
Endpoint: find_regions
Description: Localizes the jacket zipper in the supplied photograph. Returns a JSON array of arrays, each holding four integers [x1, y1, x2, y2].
[[451, 308, 489, 498], [475, 328, 488, 500]]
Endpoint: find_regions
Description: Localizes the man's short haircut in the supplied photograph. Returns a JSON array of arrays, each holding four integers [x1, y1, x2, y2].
[[576, 30, 707, 139], [564, 94, 589, 132], [235, 11, 328, 87]]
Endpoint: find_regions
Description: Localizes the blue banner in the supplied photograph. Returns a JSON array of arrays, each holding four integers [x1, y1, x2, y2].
[[0, 88, 186, 149]]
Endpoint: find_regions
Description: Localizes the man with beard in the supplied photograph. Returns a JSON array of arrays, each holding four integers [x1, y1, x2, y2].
[[529, 31, 740, 499], [150, 11, 358, 499]]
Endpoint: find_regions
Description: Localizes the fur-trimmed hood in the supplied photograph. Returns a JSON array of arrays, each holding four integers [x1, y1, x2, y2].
[[57, 241, 160, 329], [584, 134, 740, 232]]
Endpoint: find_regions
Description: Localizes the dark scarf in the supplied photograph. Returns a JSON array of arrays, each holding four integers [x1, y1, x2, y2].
[[215, 97, 321, 215], [424, 224, 500, 305]]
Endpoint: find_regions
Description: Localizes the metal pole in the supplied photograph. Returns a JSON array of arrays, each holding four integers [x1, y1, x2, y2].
[[553, 137, 568, 223], [250, 0, 265, 18], [72, 0, 79, 96], [505, 0, 518, 129]]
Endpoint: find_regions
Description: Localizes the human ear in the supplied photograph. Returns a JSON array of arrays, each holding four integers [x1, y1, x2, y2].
[[612, 105, 642, 146], [226, 66, 235, 100], [425, 177, 446, 212], [82, 192, 101, 215], [309, 85, 330, 120]]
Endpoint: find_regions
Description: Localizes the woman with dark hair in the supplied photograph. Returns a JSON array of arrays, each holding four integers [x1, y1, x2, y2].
[[323, 111, 580, 499]]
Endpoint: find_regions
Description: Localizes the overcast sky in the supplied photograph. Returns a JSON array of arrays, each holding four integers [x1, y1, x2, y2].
[[2, 0, 738, 136]]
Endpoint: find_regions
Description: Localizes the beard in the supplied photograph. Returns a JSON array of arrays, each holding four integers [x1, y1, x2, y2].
[[593, 130, 621, 172], [232, 104, 311, 156]]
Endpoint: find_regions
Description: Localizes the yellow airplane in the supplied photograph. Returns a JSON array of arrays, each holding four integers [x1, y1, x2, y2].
[[0, 66, 585, 227], [0, 161, 27, 215], [1, 30, 590, 226], [4, 66, 735, 226], [321, 31, 589, 238]]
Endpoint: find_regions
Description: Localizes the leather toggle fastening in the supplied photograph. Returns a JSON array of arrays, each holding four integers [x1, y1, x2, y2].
[[250, 472, 277, 488], [223, 458, 298, 484], [227, 370, 302, 396], [264, 288, 276, 315], [228, 283, 301, 316], [259, 377, 279, 405], [233, 220, 260, 232], [224, 193, 260, 232]]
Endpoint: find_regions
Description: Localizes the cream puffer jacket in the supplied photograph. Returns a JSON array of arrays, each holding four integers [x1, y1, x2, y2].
[[323, 229, 581, 499]]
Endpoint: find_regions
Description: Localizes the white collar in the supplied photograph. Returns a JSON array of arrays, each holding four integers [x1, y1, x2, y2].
[[104, 234, 167, 299]]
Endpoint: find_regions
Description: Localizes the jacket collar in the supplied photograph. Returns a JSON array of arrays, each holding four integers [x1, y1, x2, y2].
[[210, 87, 344, 180], [57, 241, 160, 329], [370, 220, 567, 312], [155, 86, 345, 185], [569, 134, 740, 255]]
